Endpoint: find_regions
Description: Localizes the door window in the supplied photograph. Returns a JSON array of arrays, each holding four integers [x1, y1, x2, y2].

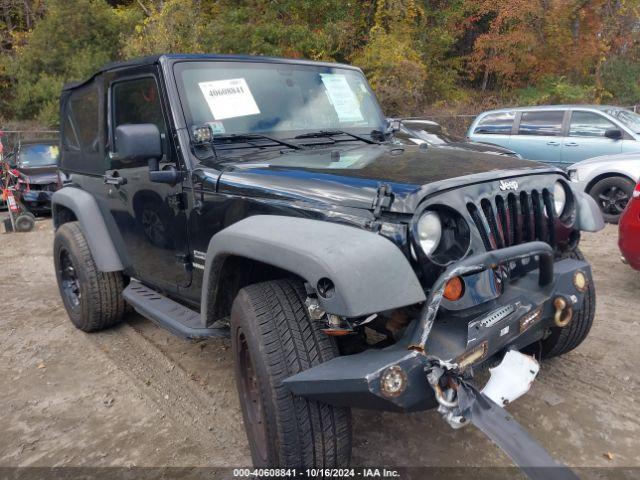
[[569, 111, 617, 137], [111, 76, 167, 167], [518, 111, 564, 136], [474, 112, 515, 134]]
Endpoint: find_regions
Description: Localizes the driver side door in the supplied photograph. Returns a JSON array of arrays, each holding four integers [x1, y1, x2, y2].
[[103, 69, 190, 291]]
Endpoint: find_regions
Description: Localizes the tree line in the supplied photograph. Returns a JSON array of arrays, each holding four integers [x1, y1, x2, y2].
[[1, 0, 639, 127]]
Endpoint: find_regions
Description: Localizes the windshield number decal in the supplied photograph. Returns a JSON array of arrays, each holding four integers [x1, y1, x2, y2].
[[198, 78, 260, 120]]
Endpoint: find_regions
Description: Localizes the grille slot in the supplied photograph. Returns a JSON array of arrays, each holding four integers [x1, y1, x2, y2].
[[481, 198, 504, 249], [468, 187, 557, 251]]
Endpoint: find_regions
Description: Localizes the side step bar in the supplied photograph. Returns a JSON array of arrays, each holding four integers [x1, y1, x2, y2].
[[123, 281, 229, 339]]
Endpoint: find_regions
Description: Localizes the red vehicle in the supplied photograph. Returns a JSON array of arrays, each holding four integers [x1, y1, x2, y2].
[[619, 181, 640, 270]]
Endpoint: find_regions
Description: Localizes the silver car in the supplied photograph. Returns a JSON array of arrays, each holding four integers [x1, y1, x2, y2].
[[568, 152, 640, 223]]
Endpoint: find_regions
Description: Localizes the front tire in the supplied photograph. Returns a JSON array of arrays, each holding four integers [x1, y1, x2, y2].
[[53, 222, 126, 332], [588, 176, 635, 224], [538, 249, 595, 358], [230, 279, 352, 468]]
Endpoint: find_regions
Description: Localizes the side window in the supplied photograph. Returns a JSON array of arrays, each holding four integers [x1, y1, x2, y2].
[[111, 77, 167, 168], [518, 111, 564, 136], [474, 112, 515, 134], [569, 111, 617, 137], [113, 77, 166, 134]]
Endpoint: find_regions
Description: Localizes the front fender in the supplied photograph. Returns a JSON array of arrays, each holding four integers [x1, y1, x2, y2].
[[201, 215, 426, 319], [52, 187, 124, 272]]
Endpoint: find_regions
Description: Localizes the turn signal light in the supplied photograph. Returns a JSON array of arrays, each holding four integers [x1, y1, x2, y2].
[[633, 182, 640, 199], [443, 276, 464, 301]]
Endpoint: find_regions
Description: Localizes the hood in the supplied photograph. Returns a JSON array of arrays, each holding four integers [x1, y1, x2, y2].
[[210, 144, 559, 213], [17, 165, 59, 185]]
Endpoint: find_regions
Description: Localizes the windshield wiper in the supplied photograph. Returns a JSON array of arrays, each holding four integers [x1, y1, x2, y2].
[[294, 129, 377, 144], [212, 133, 302, 150]]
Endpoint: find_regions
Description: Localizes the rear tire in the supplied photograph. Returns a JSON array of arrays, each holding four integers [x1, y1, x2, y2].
[[588, 176, 635, 224], [53, 222, 126, 332], [230, 278, 352, 468], [538, 249, 595, 359]]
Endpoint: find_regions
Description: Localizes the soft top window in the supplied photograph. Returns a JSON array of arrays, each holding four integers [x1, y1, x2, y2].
[[60, 79, 103, 175]]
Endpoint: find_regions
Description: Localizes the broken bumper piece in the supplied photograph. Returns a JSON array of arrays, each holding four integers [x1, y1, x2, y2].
[[284, 242, 592, 412]]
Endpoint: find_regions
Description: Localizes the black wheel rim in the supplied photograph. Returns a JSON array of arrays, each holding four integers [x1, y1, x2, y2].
[[237, 330, 268, 462], [141, 209, 165, 245], [59, 248, 81, 310], [597, 186, 629, 215]]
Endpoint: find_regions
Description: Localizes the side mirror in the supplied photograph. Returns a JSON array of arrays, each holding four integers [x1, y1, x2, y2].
[[113, 124, 179, 185], [113, 123, 162, 162], [605, 128, 623, 140]]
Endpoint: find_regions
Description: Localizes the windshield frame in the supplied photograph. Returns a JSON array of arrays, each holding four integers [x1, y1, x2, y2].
[[171, 59, 387, 150]]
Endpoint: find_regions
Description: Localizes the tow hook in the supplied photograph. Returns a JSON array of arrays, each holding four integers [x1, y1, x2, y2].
[[427, 365, 469, 429], [553, 296, 573, 328]]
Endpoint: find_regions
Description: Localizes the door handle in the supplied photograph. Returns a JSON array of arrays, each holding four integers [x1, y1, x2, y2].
[[103, 172, 127, 186], [564, 142, 579, 147], [546, 141, 560, 146]]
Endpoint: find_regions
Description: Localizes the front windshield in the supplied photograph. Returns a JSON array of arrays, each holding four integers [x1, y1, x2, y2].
[[18, 144, 60, 167], [606, 108, 640, 134], [174, 61, 386, 139]]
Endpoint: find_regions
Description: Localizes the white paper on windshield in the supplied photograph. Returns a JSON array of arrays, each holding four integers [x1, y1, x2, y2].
[[320, 74, 364, 123], [198, 78, 260, 120]]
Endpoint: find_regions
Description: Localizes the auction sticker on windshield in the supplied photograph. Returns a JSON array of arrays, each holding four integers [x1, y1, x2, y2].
[[198, 78, 260, 120], [320, 73, 364, 123]]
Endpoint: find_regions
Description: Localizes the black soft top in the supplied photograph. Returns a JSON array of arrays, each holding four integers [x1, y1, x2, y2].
[[62, 53, 360, 92]]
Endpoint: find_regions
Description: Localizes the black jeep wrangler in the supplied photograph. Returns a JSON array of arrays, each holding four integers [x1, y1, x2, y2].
[[52, 54, 603, 468]]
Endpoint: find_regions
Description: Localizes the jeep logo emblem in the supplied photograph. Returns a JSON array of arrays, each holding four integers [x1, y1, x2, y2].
[[499, 180, 519, 191]]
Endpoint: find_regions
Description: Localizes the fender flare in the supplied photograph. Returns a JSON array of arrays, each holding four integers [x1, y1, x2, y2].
[[571, 187, 605, 233], [201, 215, 426, 320], [52, 187, 124, 272]]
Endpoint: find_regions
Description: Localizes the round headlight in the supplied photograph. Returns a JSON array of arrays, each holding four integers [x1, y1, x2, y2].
[[417, 211, 442, 256], [554, 181, 567, 216]]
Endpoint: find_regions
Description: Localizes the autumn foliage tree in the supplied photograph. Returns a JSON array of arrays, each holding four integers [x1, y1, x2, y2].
[[1, 0, 640, 125]]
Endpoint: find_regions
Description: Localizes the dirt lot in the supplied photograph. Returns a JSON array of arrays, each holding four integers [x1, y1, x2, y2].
[[1, 219, 639, 474]]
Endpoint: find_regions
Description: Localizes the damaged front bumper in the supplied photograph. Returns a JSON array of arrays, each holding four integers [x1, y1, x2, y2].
[[283, 241, 592, 412]]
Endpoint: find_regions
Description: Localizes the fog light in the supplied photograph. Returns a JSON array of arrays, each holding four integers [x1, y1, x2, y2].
[[519, 306, 542, 333], [380, 365, 407, 398], [443, 276, 464, 301], [573, 271, 587, 292]]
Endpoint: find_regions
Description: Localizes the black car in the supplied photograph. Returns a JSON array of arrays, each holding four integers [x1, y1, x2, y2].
[[52, 54, 603, 469], [13, 140, 61, 214], [395, 118, 522, 157]]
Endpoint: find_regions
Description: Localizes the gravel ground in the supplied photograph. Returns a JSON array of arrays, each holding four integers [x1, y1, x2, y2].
[[0, 219, 639, 476]]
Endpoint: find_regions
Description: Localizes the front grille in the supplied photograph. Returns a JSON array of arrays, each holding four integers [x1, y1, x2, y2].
[[467, 189, 556, 251]]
